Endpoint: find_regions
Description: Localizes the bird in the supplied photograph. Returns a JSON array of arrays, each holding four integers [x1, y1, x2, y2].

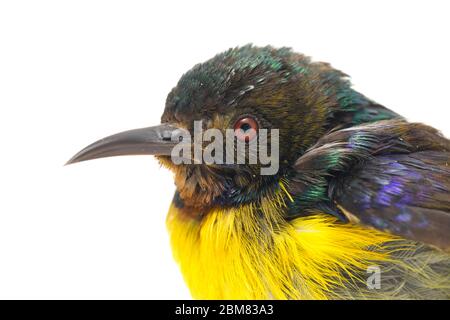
[[67, 45, 450, 299]]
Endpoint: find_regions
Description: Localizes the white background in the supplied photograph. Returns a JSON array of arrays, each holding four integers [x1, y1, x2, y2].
[[0, 0, 449, 299]]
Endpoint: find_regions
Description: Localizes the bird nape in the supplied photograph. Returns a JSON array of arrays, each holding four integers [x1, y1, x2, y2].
[[67, 45, 450, 299]]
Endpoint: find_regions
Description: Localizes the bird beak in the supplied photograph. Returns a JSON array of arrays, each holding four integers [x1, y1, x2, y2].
[[66, 123, 185, 165]]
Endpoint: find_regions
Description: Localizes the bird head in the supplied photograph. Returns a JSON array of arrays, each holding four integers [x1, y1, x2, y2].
[[68, 45, 394, 210]]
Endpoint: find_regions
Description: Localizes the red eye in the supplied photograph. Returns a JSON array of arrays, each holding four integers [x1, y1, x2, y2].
[[233, 117, 259, 142]]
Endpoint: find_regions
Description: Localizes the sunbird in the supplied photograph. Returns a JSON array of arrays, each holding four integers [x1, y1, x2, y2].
[[68, 45, 450, 299]]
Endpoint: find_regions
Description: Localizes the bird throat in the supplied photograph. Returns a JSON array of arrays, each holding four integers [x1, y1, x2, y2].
[[158, 156, 280, 212], [166, 181, 397, 299]]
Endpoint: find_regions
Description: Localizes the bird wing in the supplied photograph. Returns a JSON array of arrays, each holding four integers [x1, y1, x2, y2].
[[292, 119, 450, 251], [331, 151, 450, 250]]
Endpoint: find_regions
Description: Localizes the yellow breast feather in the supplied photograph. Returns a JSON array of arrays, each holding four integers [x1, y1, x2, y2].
[[166, 182, 403, 299]]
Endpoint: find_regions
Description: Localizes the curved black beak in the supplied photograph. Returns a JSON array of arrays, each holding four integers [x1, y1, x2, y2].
[[66, 123, 184, 165]]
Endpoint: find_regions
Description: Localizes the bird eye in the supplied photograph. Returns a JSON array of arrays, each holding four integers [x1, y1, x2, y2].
[[233, 116, 259, 142]]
